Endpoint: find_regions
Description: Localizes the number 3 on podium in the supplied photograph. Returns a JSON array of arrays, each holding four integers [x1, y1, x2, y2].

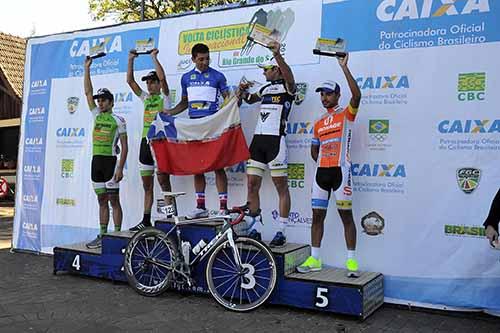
[[315, 287, 329, 308]]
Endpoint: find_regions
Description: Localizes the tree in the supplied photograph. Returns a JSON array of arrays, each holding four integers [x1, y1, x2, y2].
[[89, 0, 245, 23]]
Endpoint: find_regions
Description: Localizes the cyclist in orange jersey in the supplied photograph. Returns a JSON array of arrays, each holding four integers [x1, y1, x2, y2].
[[296, 54, 361, 277]]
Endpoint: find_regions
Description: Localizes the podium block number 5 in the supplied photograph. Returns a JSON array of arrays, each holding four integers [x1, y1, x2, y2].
[[72, 255, 81, 271], [315, 287, 329, 308]]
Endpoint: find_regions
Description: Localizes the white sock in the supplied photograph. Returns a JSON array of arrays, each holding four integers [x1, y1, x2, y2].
[[278, 216, 288, 234], [311, 247, 320, 260], [347, 250, 356, 259]]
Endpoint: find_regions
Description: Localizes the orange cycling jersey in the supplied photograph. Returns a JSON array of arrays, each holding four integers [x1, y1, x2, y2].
[[312, 104, 358, 168]]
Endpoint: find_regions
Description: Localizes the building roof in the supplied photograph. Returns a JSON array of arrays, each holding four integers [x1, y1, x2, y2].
[[0, 32, 26, 98]]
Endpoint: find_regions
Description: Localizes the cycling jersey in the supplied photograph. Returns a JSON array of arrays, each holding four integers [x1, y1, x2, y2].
[[254, 79, 295, 136], [312, 104, 358, 168], [139, 91, 170, 138], [181, 67, 228, 119], [91, 108, 127, 156]]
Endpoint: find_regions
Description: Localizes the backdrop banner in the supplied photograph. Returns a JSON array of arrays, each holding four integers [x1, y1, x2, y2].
[[14, 0, 500, 314]]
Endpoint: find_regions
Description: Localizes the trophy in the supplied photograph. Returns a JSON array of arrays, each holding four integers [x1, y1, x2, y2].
[[240, 75, 262, 89], [313, 37, 347, 58], [134, 37, 155, 55], [88, 42, 106, 59], [247, 24, 280, 48]]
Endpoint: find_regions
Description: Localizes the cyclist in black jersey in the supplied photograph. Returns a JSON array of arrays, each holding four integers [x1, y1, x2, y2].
[[237, 41, 296, 247]]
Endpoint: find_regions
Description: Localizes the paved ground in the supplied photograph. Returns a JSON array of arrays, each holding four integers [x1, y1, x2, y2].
[[0, 205, 499, 333]]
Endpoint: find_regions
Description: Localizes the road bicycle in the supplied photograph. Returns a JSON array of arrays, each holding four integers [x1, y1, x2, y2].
[[124, 191, 277, 312]]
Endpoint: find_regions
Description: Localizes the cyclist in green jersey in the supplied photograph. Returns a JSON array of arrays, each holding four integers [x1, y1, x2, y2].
[[84, 56, 128, 249], [127, 48, 172, 231]]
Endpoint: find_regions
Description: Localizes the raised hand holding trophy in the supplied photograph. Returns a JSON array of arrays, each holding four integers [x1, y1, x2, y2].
[[88, 42, 106, 59], [313, 37, 347, 58]]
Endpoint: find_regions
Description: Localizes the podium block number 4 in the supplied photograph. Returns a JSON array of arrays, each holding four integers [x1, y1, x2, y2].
[[72, 255, 81, 271], [315, 287, 329, 308]]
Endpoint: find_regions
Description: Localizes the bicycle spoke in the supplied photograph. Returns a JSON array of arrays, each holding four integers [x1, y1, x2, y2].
[[221, 247, 238, 270], [215, 273, 239, 291], [245, 288, 252, 304], [134, 243, 148, 259], [229, 276, 239, 305], [239, 280, 243, 305], [152, 242, 171, 260], [246, 248, 263, 265], [221, 275, 240, 298], [212, 266, 238, 274], [254, 266, 272, 273], [212, 273, 238, 280], [215, 257, 238, 273], [252, 256, 270, 268], [254, 274, 271, 281], [144, 237, 151, 256]]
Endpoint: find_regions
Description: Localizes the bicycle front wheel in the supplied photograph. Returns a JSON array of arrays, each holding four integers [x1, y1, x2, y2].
[[124, 227, 177, 297], [206, 237, 277, 312]]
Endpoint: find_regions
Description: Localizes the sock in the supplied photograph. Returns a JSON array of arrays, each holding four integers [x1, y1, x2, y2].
[[142, 213, 151, 226], [218, 192, 228, 210], [196, 192, 206, 209], [99, 224, 107, 235], [278, 216, 288, 235], [347, 250, 356, 259], [311, 247, 320, 260], [114, 224, 121, 232]]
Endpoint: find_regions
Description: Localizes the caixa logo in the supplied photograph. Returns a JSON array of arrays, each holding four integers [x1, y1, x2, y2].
[[114, 92, 133, 103], [24, 165, 41, 174], [352, 163, 407, 177], [29, 107, 45, 115], [23, 194, 38, 203], [56, 128, 85, 137], [22, 222, 38, 232], [376, 0, 490, 22], [438, 120, 500, 133], [286, 122, 313, 135], [356, 75, 409, 89], [70, 35, 122, 57], [31, 80, 47, 88], [25, 137, 43, 145]]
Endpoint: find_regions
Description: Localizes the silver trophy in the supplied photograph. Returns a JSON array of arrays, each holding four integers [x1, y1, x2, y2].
[[313, 37, 347, 58], [247, 23, 280, 48]]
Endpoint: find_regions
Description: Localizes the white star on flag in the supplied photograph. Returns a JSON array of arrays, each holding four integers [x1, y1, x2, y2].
[[151, 114, 170, 137]]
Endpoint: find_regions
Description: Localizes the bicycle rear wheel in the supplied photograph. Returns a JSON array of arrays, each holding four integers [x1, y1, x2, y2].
[[124, 227, 177, 297], [206, 237, 277, 312]]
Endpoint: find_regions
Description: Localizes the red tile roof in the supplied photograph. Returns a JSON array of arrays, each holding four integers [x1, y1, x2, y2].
[[0, 32, 26, 98]]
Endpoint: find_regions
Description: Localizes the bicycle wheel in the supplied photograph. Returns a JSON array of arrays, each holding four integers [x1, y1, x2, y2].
[[206, 236, 277, 312], [124, 227, 177, 297]]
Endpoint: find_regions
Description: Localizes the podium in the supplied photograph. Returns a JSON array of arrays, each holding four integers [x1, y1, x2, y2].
[[54, 218, 383, 319]]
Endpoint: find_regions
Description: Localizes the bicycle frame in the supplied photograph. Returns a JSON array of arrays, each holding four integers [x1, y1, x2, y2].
[[146, 215, 243, 276]]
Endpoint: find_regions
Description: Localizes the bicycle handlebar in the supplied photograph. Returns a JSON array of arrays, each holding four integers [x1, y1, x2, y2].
[[227, 204, 250, 226]]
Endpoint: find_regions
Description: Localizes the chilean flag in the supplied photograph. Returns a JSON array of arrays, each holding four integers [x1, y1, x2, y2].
[[147, 97, 250, 175]]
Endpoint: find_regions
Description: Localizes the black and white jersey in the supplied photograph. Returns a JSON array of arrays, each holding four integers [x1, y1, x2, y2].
[[255, 79, 295, 136]]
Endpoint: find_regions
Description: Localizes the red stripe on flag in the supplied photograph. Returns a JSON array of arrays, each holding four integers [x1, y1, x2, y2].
[[151, 126, 250, 175]]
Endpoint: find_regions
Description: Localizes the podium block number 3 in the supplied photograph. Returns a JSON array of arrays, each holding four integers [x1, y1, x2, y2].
[[315, 287, 329, 308], [72, 255, 81, 271]]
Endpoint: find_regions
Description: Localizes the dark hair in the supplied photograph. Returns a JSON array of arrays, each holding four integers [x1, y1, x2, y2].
[[191, 43, 210, 58]]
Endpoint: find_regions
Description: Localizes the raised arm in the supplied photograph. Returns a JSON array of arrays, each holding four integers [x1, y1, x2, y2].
[[339, 54, 361, 109], [269, 41, 296, 94], [166, 96, 188, 115], [150, 48, 169, 96], [127, 50, 142, 96], [236, 82, 262, 105], [84, 57, 97, 110]]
